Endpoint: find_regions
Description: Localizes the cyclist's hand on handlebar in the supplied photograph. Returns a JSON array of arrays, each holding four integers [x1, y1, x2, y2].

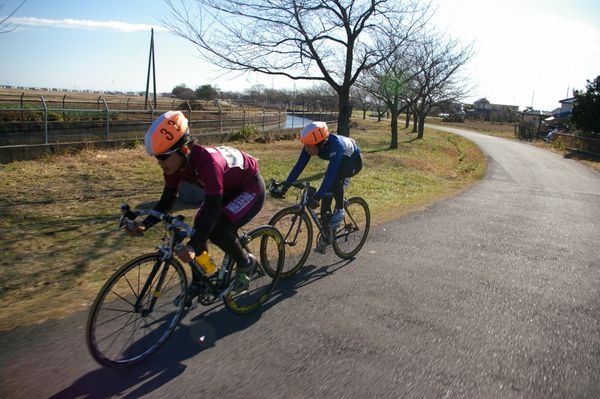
[[122, 219, 145, 237], [176, 244, 195, 263], [270, 181, 289, 198], [270, 186, 287, 198]]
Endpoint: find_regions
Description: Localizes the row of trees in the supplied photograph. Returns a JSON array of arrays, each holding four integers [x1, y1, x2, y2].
[[164, 0, 472, 149], [171, 83, 220, 101]]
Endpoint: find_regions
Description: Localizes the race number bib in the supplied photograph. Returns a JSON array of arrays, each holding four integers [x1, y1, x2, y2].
[[215, 146, 245, 169]]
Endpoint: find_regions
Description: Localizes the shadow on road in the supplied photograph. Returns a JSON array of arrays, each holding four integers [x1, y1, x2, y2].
[[49, 256, 355, 398]]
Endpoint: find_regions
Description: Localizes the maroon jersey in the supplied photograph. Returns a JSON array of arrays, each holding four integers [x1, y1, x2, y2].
[[164, 145, 259, 196]]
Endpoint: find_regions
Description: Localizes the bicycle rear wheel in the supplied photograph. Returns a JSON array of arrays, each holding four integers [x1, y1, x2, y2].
[[268, 206, 313, 278], [86, 253, 187, 368], [332, 197, 370, 259], [224, 225, 285, 315]]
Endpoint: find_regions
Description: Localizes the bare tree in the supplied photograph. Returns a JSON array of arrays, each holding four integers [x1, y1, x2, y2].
[[163, 0, 429, 136], [357, 49, 414, 148], [0, 1, 26, 34], [410, 31, 473, 138], [350, 85, 373, 120]]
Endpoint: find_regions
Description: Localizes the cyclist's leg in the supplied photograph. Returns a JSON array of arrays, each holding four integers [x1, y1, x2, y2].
[[332, 154, 362, 209], [212, 174, 265, 269], [320, 194, 333, 219]]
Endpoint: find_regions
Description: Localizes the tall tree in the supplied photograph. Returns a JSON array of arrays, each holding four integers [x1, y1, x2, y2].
[[358, 52, 413, 149], [172, 83, 196, 100], [0, 1, 25, 34], [410, 31, 473, 139], [163, 0, 429, 136], [571, 76, 600, 135], [195, 84, 219, 100]]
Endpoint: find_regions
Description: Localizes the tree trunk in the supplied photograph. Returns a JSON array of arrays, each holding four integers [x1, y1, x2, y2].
[[405, 111, 410, 129], [390, 110, 399, 149], [412, 112, 418, 133], [362, 108, 367, 119], [417, 115, 426, 139], [337, 90, 352, 136]]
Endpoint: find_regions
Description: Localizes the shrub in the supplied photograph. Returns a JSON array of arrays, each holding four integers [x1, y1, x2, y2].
[[227, 124, 260, 142], [442, 114, 464, 123]]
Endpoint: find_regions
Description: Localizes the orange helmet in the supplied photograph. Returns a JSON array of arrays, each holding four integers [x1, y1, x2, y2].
[[300, 121, 329, 145], [144, 111, 190, 156]]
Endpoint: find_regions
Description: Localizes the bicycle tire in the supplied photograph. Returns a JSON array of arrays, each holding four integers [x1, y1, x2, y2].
[[224, 225, 285, 315], [86, 253, 188, 368], [332, 197, 370, 259], [268, 206, 313, 279]]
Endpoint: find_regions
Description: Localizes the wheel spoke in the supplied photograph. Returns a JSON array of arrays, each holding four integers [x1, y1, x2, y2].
[[87, 254, 187, 367]]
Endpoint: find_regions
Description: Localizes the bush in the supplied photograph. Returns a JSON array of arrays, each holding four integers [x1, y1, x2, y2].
[[227, 124, 260, 142], [442, 114, 464, 123]]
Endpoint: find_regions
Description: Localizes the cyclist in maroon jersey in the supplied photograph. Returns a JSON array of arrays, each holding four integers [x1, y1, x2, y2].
[[125, 110, 264, 295]]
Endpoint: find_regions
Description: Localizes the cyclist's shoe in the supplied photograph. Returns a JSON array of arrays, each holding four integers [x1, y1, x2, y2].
[[234, 254, 256, 293], [329, 209, 345, 228], [314, 232, 330, 254]]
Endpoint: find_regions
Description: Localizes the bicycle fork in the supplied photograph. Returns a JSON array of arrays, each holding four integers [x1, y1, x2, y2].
[[136, 259, 170, 316]]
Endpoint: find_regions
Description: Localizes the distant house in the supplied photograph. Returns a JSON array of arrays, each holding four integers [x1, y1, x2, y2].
[[521, 109, 552, 124], [470, 98, 520, 121], [552, 97, 576, 118]]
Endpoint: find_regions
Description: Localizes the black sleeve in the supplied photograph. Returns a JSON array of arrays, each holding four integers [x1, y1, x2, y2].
[[187, 193, 222, 251], [142, 186, 178, 229]]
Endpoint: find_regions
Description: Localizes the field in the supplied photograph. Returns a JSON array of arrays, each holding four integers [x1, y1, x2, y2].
[[0, 117, 486, 331]]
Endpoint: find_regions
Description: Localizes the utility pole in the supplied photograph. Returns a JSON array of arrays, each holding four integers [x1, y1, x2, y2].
[[144, 28, 157, 110]]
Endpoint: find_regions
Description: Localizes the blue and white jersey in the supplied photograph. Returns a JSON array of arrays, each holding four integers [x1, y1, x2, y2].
[[286, 133, 361, 199]]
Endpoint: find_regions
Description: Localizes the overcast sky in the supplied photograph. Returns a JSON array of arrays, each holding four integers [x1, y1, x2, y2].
[[1, 0, 598, 111]]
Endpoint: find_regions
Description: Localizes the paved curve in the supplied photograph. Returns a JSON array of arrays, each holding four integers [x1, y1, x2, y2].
[[1, 126, 599, 398]]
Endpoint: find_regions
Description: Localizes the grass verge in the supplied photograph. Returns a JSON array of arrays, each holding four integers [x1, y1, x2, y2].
[[0, 118, 486, 331]]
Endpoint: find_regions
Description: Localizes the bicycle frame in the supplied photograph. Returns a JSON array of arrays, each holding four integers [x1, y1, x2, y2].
[[120, 205, 237, 309], [281, 182, 358, 244]]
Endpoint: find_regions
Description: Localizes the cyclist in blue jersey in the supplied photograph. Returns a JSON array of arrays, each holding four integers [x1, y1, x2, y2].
[[273, 121, 362, 245]]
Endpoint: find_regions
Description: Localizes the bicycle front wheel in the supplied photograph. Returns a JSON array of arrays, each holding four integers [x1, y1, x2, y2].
[[86, 253, 188, 368], [268, 206, 312, 278], [224, 225, 285, 315], [332, 197, 370, 259]]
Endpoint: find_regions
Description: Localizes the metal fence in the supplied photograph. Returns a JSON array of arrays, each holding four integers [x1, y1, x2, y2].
[[0, 94, 293, 146]]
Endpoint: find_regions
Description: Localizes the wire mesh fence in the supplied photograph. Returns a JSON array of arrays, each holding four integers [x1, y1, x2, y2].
[[0, 92, 291, 146]]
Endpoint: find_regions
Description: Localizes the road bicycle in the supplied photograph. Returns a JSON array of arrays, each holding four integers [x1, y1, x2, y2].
[[86, 204, 285, 368], [268, 179, 370, 279]]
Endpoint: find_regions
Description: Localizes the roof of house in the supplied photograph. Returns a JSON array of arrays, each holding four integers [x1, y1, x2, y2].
[[559, 97, 577, 104], [522, 109, 552, 116]]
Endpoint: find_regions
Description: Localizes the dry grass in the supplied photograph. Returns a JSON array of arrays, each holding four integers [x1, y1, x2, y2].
[[0, 118, 486, 331]]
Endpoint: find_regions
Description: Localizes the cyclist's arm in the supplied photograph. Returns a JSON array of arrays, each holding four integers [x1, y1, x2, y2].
[[142, 186, 178, 229], [285, 149, 311, 184], [187, 194, 222, 252]]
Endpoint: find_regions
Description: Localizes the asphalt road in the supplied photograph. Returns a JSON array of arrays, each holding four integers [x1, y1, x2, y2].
[[1, 126, 599, 398]]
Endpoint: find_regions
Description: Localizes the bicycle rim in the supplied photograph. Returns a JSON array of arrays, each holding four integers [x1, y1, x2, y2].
[[268, 206, 312, 278], [86, 253, 187, 368], [224, 226, 285, 315], [332, 197, 370, 259]]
